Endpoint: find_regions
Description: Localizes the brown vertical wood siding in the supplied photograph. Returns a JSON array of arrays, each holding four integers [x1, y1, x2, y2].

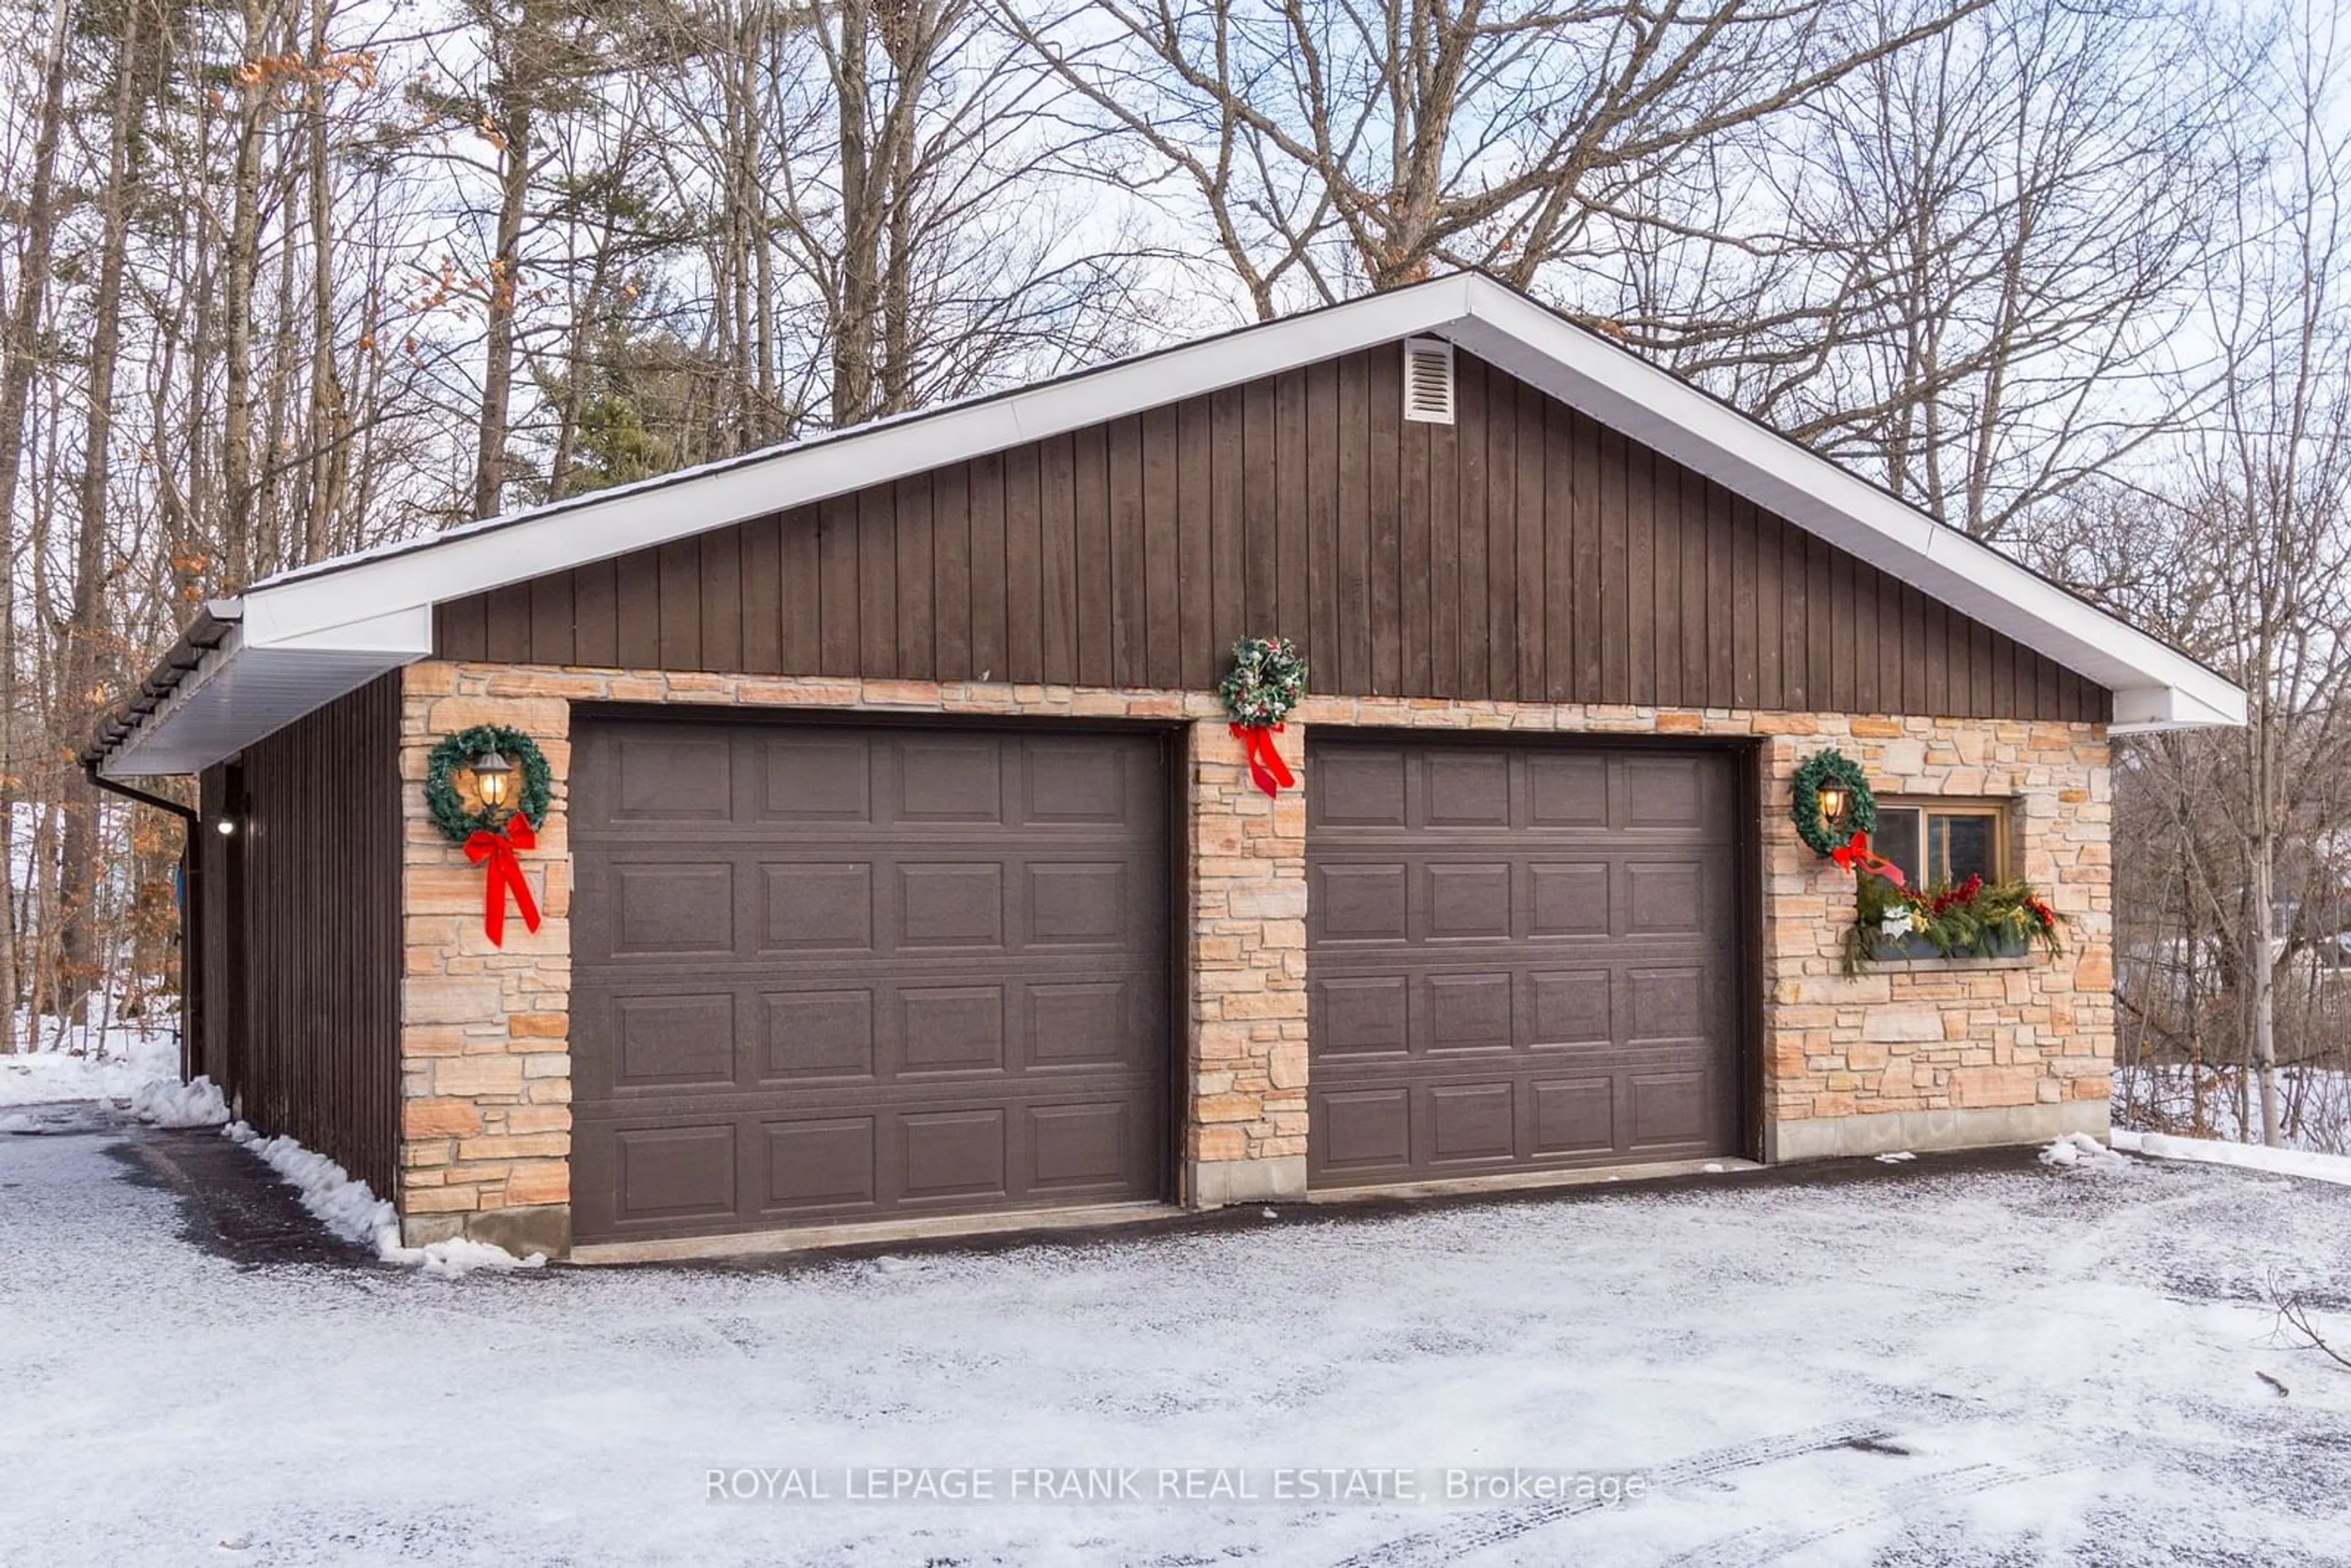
[[193, 674, 402, 1198], [435, 348, 2110, 723]]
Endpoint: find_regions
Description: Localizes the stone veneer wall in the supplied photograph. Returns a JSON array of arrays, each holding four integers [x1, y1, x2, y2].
[[396, 662, 2110, 1253]]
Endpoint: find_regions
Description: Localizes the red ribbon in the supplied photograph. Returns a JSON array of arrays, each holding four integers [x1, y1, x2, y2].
[[465, 814, 542, 947], [1229, 722, 1295, 799], [1829, 829, 1906, 888]]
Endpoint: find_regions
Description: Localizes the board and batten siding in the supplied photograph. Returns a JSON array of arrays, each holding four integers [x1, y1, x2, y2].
[[435, 348, 2109, 724], [193, 672, 403, 1198]]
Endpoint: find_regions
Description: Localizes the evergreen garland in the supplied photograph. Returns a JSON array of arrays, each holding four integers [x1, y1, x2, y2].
[[424, 725, 553, 845], [1790, 748, 1876, 857], [1220, 636, 1308, 726]]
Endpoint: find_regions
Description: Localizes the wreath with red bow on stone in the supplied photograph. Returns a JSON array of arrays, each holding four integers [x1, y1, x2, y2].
[[1220, 636, 1307, 798], [424, 725, 553, 947]]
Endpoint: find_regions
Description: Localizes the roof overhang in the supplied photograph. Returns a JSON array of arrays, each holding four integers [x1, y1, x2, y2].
[[94, 272, 2242, 778], [95, 602, 430, 778]]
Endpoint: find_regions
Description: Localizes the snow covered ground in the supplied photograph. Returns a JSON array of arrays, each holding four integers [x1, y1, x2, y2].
[[0, 1015, 178, 1108], [2113, 1061, 2351, 1154], [4, 1121, 2349, 1566]]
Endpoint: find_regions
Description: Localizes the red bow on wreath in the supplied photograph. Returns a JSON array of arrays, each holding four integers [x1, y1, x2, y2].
[[1229, 722, 1295, 800], [1829, 830, 1907, 888], [465, 814, 542, 947]]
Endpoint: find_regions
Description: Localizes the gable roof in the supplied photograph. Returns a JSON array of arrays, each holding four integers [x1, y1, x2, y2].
[[93, 272, 2243, 777]]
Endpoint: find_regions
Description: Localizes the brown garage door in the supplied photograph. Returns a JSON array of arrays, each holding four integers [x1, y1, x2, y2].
[[1307, 738, 1742, 1187], [569, 719, 1170, 1243]]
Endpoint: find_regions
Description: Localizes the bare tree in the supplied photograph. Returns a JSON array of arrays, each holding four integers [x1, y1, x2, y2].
[[1633, 0, 2246, 541], [2064, 7, 2351, 1149], [1005, 0, 1997, 315]]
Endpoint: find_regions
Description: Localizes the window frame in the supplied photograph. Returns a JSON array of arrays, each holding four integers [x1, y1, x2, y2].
[[1869, 797, 2013, 888]]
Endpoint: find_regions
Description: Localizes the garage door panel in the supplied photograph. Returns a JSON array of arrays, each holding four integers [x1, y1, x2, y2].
[[764, 1117, 877, 1207], [1027, 862, 1133, 946], [1528, 969, 1612, 1046], [1528, 753, 1610, 826], [1029, 980, 1146, 1067], [1427, 973, 1513, 1052], [1029, 1101, 1133, 1188], [1529, 861, 1611, 937], [610, 862, 735, 955], [897, 740, 1004, 822], [1310, 740, 1741, 1187], [1318, 1087, 1412, 1171], [898, 986, 1007, 1073], [1427, 863, 1513, 938], [898, 862, 1005, 947], [611, 1125, 738, 1223], [1314, 863, 1409, 941], [1430, 1082, 1516, 1161], [902, 1109, 1008, 1200], [1629, 1071, 1713, 1150], [762, 863, 875, 951], [1312, 748, 1409, 827], [758, 735, 872, 821], [1022, 741, 1129, 823], [572, 721, 1169, 1244], [613, 733, 734, 821], [1422, 751, 1511, 825], [1531, 1078, 1614, 1154], [761, 989, 876, 1078], [1625, 966, 1709, 1042], [613, 994, 738, 1089], [1624, 860, 1707, 934], [1316, 976, 1410, 1055], [1621, 756, 1709, 829]]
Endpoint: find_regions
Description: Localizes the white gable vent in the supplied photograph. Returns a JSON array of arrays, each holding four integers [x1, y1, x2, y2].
[[1402, 337, 1455, 424]]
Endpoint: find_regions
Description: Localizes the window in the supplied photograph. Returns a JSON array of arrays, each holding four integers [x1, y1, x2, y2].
[[1869, 801, 2008, 888]]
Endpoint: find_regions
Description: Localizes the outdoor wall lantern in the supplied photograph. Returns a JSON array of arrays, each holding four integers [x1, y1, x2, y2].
[[214, 817, 236, 836], [471, 747, 514, 818], [1815, 779, 1849, 835]]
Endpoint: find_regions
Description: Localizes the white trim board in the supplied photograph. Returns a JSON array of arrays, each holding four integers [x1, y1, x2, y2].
[[98, 272, 2241, 777]]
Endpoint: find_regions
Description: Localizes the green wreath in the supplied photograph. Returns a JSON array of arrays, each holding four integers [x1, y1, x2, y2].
[[1220, 636, 1308, 727], [1790, 748, 1876, 857], [424, 725, 552, 844]]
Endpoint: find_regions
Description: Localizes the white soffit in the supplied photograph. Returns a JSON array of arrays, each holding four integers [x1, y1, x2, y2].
[[102, 273, 2243, 776]]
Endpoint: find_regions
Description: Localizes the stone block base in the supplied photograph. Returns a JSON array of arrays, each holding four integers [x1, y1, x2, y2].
[[402, 1204, 572, 1259], [1190, 1155, 1307, 1207], [1766, 1099, 2107, 1162]]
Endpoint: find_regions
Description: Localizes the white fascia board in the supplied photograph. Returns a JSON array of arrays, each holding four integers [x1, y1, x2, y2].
[[240, 600, 435, 655], [1447, 285, 2247, 730], [241, 280, 1482, 647], [2110, 683, 2248, 733]]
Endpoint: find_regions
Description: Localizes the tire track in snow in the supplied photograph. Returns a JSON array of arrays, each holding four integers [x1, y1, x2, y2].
[[1327, 1420, 1895, 1568], [1652, 1458, 2064, 1567]]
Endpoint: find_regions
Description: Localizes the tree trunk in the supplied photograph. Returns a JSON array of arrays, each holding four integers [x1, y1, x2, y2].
[[2247, 847, 2284, 1144], [831, 0, 876, 426], [56, 0, 146, 1026], [0, 0, 74, 1030], [304, 0, 348, 563], [222, 0, 269, 587], [473, 96, 533, 519]]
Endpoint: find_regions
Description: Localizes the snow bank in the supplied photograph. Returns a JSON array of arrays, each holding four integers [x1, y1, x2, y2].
[[130, 1076, 230, 1128], [222, 1121, 546, 1277], [2110, 1127, 2351, 1188], [2039, 1132, 2132, 1171], [0, 1023, 179, 1107]]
